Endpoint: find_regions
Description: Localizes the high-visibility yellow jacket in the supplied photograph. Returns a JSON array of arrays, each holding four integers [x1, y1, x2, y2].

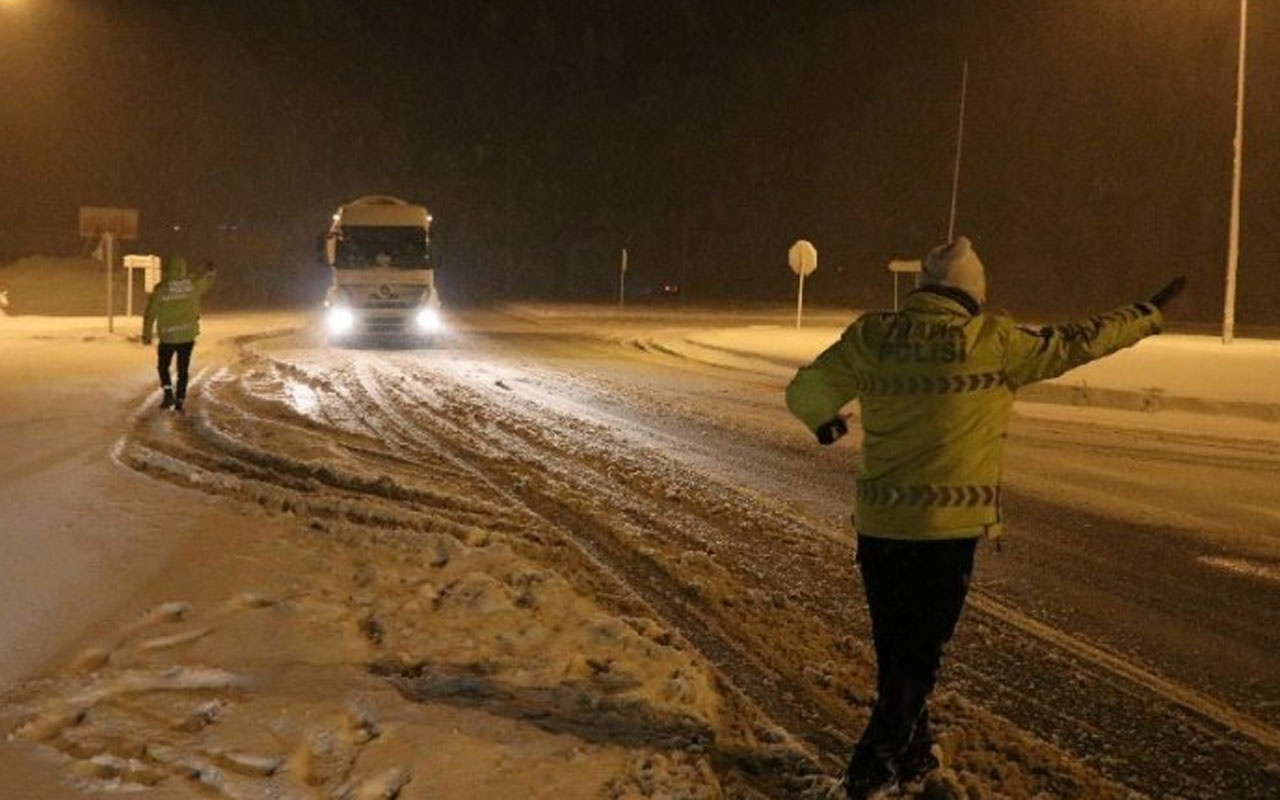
[[142, 257, 215, 344], [786, 287, 1163, 540]]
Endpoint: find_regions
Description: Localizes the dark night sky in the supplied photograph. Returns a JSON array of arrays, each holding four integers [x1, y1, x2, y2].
[[1, 0, 1277, 322]]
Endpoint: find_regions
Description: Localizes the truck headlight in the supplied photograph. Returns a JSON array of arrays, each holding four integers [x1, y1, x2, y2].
[[326, 306, 356, 335], [415, 307, 443, 332]]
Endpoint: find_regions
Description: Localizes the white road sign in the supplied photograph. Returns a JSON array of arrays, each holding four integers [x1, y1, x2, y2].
[[788, 239, 818, 277]]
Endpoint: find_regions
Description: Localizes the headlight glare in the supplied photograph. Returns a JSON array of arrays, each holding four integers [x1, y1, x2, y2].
[[415, 307, 443, 332], [326, 306, 356, 335]]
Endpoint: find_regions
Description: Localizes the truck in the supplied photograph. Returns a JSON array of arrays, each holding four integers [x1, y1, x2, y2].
[[320, 195, 443, 342]]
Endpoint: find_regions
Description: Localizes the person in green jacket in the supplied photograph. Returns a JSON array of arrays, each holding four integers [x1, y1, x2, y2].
[[141, 255, 216, 413], [786, 236, 1185, 798]]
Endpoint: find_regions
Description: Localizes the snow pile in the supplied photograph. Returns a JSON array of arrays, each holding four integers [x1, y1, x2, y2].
[[1, 510, 739, 798], [0, 316, 801, 798]]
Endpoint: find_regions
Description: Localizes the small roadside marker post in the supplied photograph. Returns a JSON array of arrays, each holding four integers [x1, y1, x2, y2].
[[788, 240, 817, 329]]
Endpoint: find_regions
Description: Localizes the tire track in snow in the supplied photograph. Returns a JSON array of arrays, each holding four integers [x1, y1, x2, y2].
[[971, 591, 1280, 754], [109, 348, 830, 797], [110, 335, 1280, 798], [350, 355, 846, 793]]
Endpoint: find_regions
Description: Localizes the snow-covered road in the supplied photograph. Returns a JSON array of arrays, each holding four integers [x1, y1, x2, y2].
[[2, 307, 1278, 798]]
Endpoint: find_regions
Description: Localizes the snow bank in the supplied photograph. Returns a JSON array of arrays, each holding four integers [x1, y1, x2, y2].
[[676, 325, 1280, 402], [9, 300, 1278, 418], [654, 324, 1280, 426]]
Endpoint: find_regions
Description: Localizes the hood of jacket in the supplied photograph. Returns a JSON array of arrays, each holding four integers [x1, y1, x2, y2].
[[163, 256, 188, 280]]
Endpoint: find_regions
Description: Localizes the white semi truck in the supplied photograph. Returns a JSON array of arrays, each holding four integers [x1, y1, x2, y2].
[[321, 195, 443, 342]]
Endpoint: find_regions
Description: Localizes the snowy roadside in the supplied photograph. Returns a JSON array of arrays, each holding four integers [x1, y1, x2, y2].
[[0, 313, 807, 798], [3, 307, 1266, 799], [587, 313, 1280, 441], [0, 313, 309, 686]]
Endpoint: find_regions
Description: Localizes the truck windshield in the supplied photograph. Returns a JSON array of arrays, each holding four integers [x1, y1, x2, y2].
[[335, 226, 430, 269]]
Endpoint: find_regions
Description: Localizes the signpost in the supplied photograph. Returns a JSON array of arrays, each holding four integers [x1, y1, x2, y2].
[[79, 206, 139, 333], [619, 247, 628, 307], [1223, 0, 1248, 344], [887, 259, 922, 311], [788, 240, 817, 328]]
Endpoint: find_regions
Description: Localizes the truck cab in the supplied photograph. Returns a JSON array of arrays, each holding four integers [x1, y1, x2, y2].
[[321, 195, 443, 343]]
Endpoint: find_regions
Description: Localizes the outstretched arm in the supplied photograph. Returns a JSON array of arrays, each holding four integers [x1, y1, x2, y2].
[[195, 263, 217, 295], [1003, 277, 1184, 389]]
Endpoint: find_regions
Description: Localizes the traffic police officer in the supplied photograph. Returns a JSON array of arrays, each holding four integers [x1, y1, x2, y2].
[[142, 255, 216, 413], [786, 236, 1185, 797]]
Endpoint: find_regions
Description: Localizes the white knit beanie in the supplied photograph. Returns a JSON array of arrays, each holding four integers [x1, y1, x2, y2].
[[922, 235, 986, 306]]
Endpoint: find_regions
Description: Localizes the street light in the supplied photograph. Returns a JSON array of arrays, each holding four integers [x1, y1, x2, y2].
[[1223, 0, 1247, 344]]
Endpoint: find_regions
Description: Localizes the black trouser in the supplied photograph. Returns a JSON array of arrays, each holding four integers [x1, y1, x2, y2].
[[156, 341, 194, 399], [853, 534, 977, 762]]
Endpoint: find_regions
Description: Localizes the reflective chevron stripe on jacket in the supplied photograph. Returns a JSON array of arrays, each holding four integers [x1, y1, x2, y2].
[[858, 482, 1000, 508], [849, 372, 1007, 396]]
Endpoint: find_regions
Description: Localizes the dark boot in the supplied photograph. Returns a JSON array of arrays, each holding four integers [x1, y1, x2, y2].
[[897, 738, 940, 785], [173, 396, 185, 413], [839, 746, 896, 799], [898, 711, 941, 784], [160, 387, 175, 409]]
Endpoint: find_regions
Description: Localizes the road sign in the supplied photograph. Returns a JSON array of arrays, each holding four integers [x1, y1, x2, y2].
[[789, 240, 817, 328], [788, 240, 818, 277], [79, 206, 138, 334], [78, 206, 138, 240]]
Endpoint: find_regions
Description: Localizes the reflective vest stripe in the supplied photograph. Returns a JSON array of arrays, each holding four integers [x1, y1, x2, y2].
[[857, 482, 1000, 508], [852, 371, 1007, 396]]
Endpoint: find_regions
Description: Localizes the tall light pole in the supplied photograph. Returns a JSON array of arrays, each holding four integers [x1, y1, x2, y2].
[[1223, 0, 1248, 344], [947, 59, 969, 242]]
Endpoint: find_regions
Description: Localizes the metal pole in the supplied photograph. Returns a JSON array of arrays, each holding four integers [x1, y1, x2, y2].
[[796, 270, 805, 329], [947, 59, 969, 242], [126, 264, 133, 317], [619, 247, 627, 307], [105, 232, 115, 333], [1223, 0, 1247, 344]]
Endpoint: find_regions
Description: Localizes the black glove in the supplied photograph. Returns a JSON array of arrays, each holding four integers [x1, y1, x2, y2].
[[815, 417, 848, 446], [1149, 276, 1187, 310]]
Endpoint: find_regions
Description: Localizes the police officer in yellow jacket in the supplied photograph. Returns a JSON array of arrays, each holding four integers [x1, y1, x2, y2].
[[786, 236, 1185, 797], [141, 256, 216, 413]]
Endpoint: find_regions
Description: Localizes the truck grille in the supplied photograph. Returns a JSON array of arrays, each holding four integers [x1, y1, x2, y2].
[[351, 285, 427, 310], [363, 317, 409, 334], [363, 297, 419, 309]]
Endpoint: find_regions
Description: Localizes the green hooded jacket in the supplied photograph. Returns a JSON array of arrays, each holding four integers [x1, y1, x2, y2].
[[142, 256, 215, 344], [785, 288, 1162, 540]]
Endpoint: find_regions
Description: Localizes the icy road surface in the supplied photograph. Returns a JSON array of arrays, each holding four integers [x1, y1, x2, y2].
[[3, 307, 1279, 798]]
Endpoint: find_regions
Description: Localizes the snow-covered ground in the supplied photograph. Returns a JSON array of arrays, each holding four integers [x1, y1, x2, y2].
[[1, 305, 1277, 799], [0, 312, 755, 798], [505, 302, 1280, 416], [613, 312, 1280, 444]]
